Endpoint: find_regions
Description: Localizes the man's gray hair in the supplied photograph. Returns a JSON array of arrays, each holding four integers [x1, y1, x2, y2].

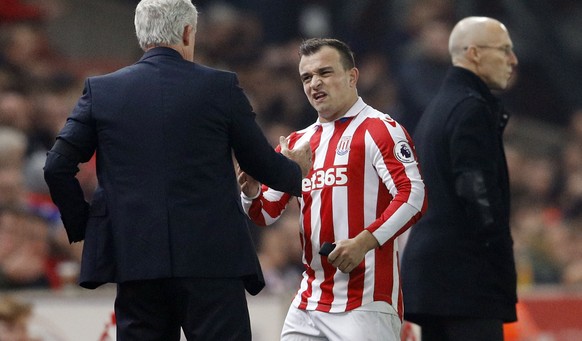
[[134, 0, 198, 51]]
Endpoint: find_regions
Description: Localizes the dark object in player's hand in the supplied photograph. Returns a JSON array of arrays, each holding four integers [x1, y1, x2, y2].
[[319, 242, 336, 256]]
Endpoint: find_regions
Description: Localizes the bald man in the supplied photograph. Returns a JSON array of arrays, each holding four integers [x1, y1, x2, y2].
[[401, 17, 518, 341]]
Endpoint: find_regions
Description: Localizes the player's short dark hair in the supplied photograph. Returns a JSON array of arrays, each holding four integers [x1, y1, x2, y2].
[[299, 38, 355, 70]]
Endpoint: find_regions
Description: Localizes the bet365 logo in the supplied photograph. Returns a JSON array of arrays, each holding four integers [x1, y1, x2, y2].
[[302, 167, 348, 191]]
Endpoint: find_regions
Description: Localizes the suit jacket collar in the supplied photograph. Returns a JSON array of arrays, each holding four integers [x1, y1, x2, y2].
[[139, 46, 184, 62]]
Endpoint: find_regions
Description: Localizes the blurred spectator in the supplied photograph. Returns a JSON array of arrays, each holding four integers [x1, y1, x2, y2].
[[383, 0, 455, 134], [399, 0, 454, 38], [0, 22, 65, 91], [0, 91, 33, 135], [511, 202, 563, 286], [195, 2, 263, 68], [241, 42, 313, 131], [263, 122, 295, 148], [570, 108, 582, 143], [0, 206, 52, 290], [560, 167, 582, 220], [333, 0, 392, 54], [246, 0, 302, 44], [0, 294, 68, 341], [23, 149, 84, 269], [558, 109, 582, 220], [0, 295, 33, 341], [562, 219, 582, 286], [0, 126, 81, 290], [0, 0, 42, 23], [0, 0, 62, 23], [394, 19, 452, 133], [256, 214, 303, 295], [504, 105, 582, 289], [0, 127, 28, 208], [27, 77, 82, 154], [357, 52, 402, 118]]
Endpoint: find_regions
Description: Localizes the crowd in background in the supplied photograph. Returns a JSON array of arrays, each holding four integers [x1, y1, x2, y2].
[[0, 0, 581, 295]]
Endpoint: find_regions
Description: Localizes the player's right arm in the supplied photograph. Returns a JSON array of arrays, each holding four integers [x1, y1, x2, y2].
[[238, 168, 292, 226]]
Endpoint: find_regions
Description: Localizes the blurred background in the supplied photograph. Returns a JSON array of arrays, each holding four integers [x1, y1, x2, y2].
[[0, 0, 581, 340]]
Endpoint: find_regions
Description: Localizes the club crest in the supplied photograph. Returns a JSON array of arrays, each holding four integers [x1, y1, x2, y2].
[[336, 136, 351, 156]]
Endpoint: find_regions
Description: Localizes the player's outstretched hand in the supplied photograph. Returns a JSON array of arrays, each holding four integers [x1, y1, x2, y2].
[[280, 136, 312, 178]]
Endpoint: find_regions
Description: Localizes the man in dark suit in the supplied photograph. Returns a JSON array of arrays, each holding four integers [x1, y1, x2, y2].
[[43, 0, 311, 340], [401, 17, 519, 341]]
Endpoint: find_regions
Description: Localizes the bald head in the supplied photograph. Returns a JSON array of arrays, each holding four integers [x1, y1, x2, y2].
[[449, 17, 507, 61], [448, 16, 518, 90]]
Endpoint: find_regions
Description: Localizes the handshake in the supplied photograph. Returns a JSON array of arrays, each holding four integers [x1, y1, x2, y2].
[[279, 136, 312, 178], [237, 135, 312, 199]]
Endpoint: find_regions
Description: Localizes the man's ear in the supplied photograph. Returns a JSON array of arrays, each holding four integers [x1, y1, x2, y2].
[[182, 25, 193, 45], [465, 46, 481, 64]]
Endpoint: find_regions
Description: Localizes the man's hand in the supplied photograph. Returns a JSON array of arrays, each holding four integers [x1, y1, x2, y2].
[[279, 136, 312, 178], [327, 230, 380, 273], [237, 166, 261, 198]]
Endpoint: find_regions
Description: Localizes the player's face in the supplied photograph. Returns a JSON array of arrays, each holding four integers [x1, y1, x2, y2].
[[299, 46, 358, 122]]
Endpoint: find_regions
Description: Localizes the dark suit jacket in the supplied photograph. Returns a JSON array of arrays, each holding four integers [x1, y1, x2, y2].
[[44, 47, 303, 295], [401, 67, 517, 323]]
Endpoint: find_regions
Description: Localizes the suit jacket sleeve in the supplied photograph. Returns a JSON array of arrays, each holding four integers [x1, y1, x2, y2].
[[44, 79, 97, 243], [227, 75, 303, 197]]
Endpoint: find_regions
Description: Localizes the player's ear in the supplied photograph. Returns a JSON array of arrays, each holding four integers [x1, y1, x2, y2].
[[349, 67, 359, 88]]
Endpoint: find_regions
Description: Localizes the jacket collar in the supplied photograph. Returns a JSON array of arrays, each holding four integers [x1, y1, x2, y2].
[[448, 66, 510, 131], [138, 47, 183, 62], [447, 66, 497, 103]]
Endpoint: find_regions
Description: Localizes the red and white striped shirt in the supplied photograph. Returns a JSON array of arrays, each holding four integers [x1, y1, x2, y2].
[[242, 98, 426, 319]]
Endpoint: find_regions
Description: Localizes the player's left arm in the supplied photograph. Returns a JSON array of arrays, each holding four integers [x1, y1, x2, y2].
[[328, 117, 427, 272], [365, 117, 427, 245]]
